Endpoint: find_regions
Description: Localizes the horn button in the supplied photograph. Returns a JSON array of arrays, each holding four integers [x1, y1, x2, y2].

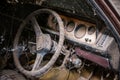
[[36, 34, 52, 54]]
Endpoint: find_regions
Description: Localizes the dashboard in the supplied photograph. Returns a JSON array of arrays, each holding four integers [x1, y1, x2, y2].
[[47, 14, 115, 53], [48, 15, 96, 44]]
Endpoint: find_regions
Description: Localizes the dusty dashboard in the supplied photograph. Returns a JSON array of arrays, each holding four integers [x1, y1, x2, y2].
[[46, 14, 115, 53], [48, 15, 96, 44]]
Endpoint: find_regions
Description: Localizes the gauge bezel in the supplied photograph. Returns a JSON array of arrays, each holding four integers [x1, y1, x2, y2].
[[66, 21, 75, 32], [88, 26, 96, 35], [74, 24, 86, 39]]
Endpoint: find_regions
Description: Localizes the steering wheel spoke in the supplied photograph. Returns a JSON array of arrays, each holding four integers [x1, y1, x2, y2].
[[32, 53, 44, 71], [30, 16, 43, 36]]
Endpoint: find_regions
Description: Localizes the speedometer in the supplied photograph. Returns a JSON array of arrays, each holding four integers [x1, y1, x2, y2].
[[74, 24, 86, 38], [66, 21, 75, 32]]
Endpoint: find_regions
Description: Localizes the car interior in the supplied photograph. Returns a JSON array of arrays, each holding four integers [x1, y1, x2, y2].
[[0, 0, 120, 80]]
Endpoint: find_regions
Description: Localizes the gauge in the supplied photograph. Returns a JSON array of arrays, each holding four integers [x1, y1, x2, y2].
[[47, 15, 57, 30], [74, 24, 86, 38], [66, 21, 75, 32], [52, 17, 57, 24], [88, 26, 96, 35], [62, 19, 66, 26], [50, 16, 58, 31], [55, 23, 59, 31]]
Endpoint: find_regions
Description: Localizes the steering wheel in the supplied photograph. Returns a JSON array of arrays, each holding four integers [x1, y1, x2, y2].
[[13, 9, 64, 77]]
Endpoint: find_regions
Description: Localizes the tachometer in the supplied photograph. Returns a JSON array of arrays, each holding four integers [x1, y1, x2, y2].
[[66, 21, 75, 32], [74, 24, 86, 38]]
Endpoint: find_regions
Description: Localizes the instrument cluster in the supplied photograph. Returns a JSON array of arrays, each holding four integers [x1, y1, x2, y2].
[[47, 15, 97, 45]]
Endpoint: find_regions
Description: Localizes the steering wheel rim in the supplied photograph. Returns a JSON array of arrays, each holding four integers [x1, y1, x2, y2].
[[13, 9, 64, 77]]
